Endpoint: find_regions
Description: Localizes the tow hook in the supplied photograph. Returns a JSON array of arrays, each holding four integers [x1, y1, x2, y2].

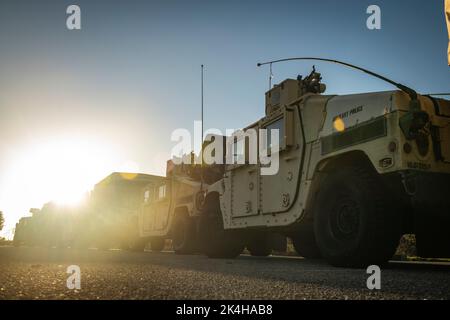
[[400, 171, 417, 196]]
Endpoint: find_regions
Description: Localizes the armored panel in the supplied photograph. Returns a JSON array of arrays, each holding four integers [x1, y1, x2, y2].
[[265, 79, 300, 115]]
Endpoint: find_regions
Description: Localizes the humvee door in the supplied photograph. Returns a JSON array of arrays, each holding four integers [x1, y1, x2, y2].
[[226, 105, 303, 217], [259, 106, 303, 214], [141, 181, 171, 233], [227, 129, 259, 218]]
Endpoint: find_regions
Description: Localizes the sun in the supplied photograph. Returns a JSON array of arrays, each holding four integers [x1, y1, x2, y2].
[[2, 136, 118, 219]]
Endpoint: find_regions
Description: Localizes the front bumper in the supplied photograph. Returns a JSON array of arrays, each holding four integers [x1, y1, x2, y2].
[[400, 170, 450, 220], [383, 170, 450, 218]]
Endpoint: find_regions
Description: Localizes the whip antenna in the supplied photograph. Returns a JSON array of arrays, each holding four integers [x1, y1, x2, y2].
[[257, 57, 418, 100], [200, 64, 204, 189], [257, 57, 432, 140], [426, 93, 450, 96]]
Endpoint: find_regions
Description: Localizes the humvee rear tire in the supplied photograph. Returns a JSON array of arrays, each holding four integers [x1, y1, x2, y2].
[[291, 226, 322, 259], [314, 164, 401, 268], [150, 238, 165, 252], [172, 214, 196, 254], [200, 194, 245, 259], [247, 233, 272, 257]]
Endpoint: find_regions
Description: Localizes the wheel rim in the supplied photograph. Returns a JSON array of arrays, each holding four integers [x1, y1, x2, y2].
[[330, 198, 360, 240]]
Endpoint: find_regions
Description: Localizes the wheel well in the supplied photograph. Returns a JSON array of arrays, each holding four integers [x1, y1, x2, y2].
[[304, 151, 376, 221], [173, 206, 189, 219], [202, 192, 220, 215], [169, 206, 189, 237], [316, 150, 376, 175]]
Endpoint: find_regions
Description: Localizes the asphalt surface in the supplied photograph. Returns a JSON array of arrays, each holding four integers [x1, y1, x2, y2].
[[0, 246, 449, 300]]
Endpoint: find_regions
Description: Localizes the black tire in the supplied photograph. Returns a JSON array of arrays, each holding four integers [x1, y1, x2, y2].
[[150, 238, 165, 252], [291, 225, 322, 259], [127, 238, 147, 252], [200, 195, 244, 259], [172, 214, 196, 254], [247, 233, 272, 257], [270, 233, 288, 252], [314, 164, 401, 268]]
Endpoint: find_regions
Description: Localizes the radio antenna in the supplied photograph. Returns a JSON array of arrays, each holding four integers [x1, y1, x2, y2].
[[426, 93, 450, 96], [257, 57, 418, 100], [269, 62, 273, 89], [200, 64, 204, 189], [257, 57, 431, 140]]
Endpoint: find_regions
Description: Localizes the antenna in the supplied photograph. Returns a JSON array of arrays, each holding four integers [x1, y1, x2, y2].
[[269, 62, 273, 89], [201, 64, 204, 157], [200, 64, 204, 189], [257, 56, 431, 140], [257, 57, 418, 100], [426, 93, 450, 96]]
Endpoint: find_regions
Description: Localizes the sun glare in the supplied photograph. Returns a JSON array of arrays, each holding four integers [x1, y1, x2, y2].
[[2, 136, 118, 223]]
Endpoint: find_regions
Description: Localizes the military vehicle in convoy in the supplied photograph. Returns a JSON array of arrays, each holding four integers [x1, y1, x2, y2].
[[138, 156, 287, 255], [148, 58, 447, 268], [13, 216, 33, 246], [74, 172, 166, 250], [13, 204, 76, 247], [13, 172, 165, 250], [137, 158, 203, 253]]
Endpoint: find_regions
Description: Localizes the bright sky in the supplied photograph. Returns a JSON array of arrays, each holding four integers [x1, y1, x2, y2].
[[0, 0, 449, 237]]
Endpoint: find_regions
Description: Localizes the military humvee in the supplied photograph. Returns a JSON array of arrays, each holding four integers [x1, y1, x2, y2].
[[137, 158, 203, 253], [12, 204, 78, 247], [13, 216, 33, 246], [138, 155, 287, 255], [198, 64, 450, 267], [83, 172, 166, 250]]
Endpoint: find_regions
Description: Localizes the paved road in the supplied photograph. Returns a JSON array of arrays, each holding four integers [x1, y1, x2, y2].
[[0, 246, 449, 300]]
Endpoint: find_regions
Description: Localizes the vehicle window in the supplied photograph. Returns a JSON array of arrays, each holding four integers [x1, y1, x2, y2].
[[158, 185, 166, 199], [233, 138, 245, 164], [144, 190, 151, 203], [265, 118, 284, 151]]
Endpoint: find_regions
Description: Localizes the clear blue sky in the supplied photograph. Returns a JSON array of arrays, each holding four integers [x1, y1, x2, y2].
[[0, 0, 449, 236]]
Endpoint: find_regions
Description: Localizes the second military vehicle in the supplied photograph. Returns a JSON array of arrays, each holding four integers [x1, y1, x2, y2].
[[138, 155, 287, 255]]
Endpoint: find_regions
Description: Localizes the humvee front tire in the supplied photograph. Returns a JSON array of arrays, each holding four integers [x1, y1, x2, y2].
[[314, 164, 401, 268], [246, 233, 272, 257], [291, 226, 322, 259], [172, 213, 196, 254], [121, 236, 147, 252], [150, 237, 165, 252], [200, 194, 245, 259]]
